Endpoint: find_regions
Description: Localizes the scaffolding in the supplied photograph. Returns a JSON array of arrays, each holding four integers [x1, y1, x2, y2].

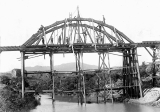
[[0, 11, 160, 105]]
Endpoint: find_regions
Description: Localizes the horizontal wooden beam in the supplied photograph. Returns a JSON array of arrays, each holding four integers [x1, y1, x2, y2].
[[0, 41, 160, 52]]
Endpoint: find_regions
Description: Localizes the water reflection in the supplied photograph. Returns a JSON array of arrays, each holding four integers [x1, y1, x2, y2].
[[124, 103, 159, 112], [30, 94, 55, 112], [30, 94, 160, 112]]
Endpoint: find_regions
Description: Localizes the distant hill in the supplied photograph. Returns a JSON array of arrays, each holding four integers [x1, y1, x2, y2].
[[26, 62, 98, 71]]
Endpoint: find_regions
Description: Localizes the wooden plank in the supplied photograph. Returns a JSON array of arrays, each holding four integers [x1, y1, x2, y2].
[[144, 47, 153, 57], [84, 26, 94, 44], [20, 90, 53, 93], [35, 33, 44, 45], [1, 42, 160, 52], [24, 33, 40, 46], [102, 26, 113, 44]]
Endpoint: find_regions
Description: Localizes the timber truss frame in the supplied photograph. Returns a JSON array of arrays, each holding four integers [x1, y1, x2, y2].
[[20, 13, 135, 54]]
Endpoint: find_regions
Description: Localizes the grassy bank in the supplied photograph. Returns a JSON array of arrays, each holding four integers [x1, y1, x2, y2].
[[0, 75, 38, 112], [0, 89, 38, 112]]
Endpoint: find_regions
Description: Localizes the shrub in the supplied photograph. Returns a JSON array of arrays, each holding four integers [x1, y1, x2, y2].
[[0, 77, 37, 112], [0, 75, 10, 85]]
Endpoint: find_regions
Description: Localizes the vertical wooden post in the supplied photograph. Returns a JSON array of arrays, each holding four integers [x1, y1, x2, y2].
[[97, 53, 101, 104], [77, 7, 81, 43], [64, 19, 67, 44], [21, 52, 25, 98], [98, 53, 101, 69], [102, 16, 105, 44], [107, 52, 113, 103], [126, 50, 130, 97], [132, 49, 137, 98], [81, 53, 86, 106], [122, 50, 127, 97], [131, 49, 136, 98], [135, 48, 143, 98], [82, 74, 86, 106], [128, 49, 133, 97], [78, 53, 83, 105], [0, 52, 1, 73], [97, 77, 99, 103], [75, 53, 79, 105], [0, 36, 2, 72], [152, 48, 156, 87], [50, 52, 55, 103], [103, 53, 106, 103], [109, 76, 113, 102]]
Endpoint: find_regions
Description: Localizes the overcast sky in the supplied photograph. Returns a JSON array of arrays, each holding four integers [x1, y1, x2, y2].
[[0, 0, 160, 72]]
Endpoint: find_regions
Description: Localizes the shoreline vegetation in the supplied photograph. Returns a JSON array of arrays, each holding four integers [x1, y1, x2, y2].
[[0, 75, 39, 112], [1, 62, 160, 111]]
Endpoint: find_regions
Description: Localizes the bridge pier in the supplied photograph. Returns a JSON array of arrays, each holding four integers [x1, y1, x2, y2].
[[122, 48, 142, 98]]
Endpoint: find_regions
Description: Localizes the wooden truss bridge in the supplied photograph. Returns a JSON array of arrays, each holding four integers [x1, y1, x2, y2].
[[0, 11, 160, 105]]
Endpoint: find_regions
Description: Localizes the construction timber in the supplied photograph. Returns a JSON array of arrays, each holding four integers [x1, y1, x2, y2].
[[0, 10, 159, 105]]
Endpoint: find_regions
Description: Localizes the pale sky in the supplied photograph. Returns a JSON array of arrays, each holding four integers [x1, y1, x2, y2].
[[0, 0, 160, 72]]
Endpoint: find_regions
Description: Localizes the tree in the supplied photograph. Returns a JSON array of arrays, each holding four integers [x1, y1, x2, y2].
[[139, 62, 148, 77], [0, 75, 10, 85]]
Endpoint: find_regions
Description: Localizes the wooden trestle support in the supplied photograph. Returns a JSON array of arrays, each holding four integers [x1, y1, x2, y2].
[[20, 51, 56, 104], [122, 48, 142, 98], [97, 52, 113, 103], [20, 50, 143, 103], [75, 52, 86, 105]]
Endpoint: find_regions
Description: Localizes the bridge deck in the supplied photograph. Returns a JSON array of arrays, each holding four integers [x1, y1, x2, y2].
[[0, 41, 160, 53]]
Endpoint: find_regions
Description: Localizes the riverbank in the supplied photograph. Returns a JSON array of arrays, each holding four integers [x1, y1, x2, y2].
[[128, 88, 160, 108], [0, 78, 39, 112], [0, 88, 39, 112]]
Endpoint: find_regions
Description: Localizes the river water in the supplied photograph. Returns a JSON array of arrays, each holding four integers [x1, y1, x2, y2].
[[30, 94, 160, 112]]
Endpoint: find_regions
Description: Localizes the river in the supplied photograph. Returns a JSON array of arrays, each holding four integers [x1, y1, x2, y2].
[[30, 94, 160, 112]]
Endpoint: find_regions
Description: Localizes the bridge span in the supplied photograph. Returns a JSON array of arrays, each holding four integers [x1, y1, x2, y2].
[[0, 13, 159, 105]]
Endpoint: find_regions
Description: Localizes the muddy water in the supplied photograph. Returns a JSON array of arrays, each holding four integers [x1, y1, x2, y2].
[[30, 94, 160, 112]]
